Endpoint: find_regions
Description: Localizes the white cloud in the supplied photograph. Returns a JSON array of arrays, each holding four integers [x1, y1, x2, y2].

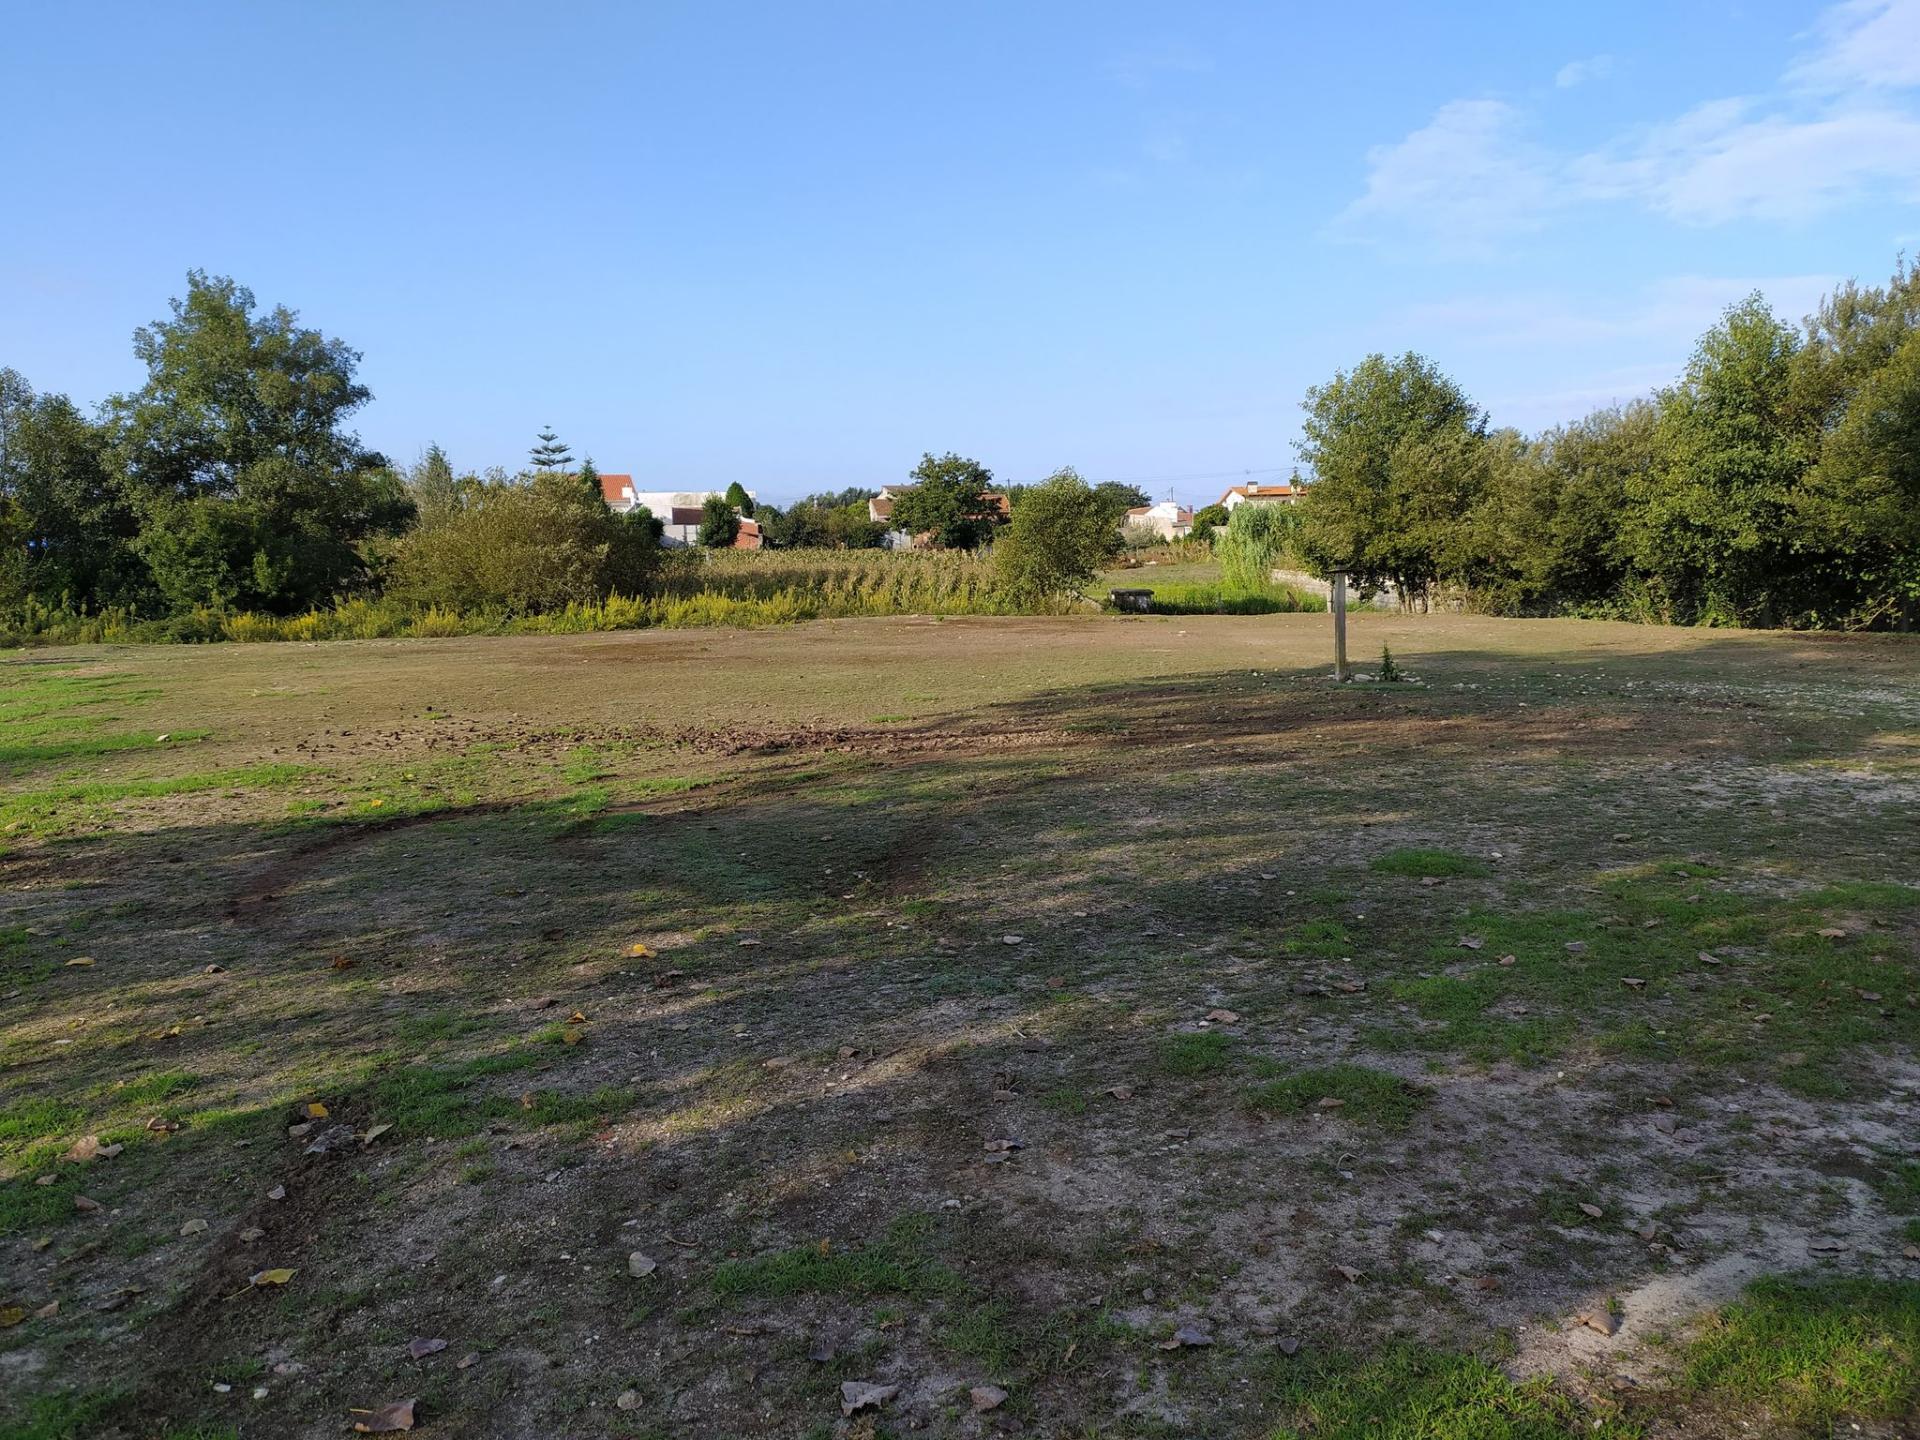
[[1401, 273, 1841, 350], [1789, 0, 1920, 90], [1334, 100, 1559, 256], [1555, 54, 1614, 89], [1338, 0, 1920, 248]]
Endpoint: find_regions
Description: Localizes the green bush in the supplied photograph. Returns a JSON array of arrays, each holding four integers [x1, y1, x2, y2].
[[1217, 502, 1308, 590], [388, 472, 659, 614]]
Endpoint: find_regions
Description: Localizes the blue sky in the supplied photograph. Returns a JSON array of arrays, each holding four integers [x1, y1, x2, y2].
[[4, 2, 1918, 507]]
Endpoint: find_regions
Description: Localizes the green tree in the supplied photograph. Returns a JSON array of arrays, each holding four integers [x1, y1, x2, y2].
[[108, 271, 411, 613], [1092, 481, 1153, 514], [890, 452, 1002, 549], [1627, 296, 1804, 625], [578, 456, 607, 510], [697, 493, 740, 547], [0, 370, 148, 610], [529, 427, 573, 471], [1189, 502, 1230, 542], [993, 467, 1120, 602], [1296, 352, 1487, 607], [723, 481, 755, 517]]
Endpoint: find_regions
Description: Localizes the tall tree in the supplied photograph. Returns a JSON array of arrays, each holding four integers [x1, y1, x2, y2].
[[108, 271, 410, 613], [1627, 296, 1803, 625], [890, 452, 1003, 550], [723, 480, 755, 517], [529, 427, 573, 471]]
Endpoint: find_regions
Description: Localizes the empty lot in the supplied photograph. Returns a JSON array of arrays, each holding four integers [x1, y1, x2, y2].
[[3, 613, 1918, 1438]]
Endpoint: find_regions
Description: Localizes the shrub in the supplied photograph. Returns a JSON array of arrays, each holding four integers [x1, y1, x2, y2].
[[389, 472, 659, 614], [993, 468, 1119, 603], [1217, 501, 1307, 590]]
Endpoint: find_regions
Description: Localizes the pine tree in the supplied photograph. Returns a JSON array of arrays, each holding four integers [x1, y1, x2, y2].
[[530, 427, 573, 471], [724, 480, 755, 517]]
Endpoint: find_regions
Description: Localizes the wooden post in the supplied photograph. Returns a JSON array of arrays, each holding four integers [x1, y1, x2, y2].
[[1331, 568, 1351, 682]]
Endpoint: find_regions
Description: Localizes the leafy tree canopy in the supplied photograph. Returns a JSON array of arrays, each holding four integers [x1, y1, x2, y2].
[[890, 452, 1003, 550]]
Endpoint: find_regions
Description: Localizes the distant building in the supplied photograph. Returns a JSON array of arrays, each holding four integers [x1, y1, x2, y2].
[[1217, 482, 1306, 511], [598, 475, 758, 547], [732, 517, 764, 550], [869, 484, 1011, 549], [1123, 500, 1194, 539]]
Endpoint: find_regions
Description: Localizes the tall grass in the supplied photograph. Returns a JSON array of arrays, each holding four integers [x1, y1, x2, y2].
[[0, 549, 1036, 648]]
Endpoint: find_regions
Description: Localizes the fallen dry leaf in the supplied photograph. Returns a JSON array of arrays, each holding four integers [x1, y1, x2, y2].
[[405, 1337, 448, 1360], [970, 1384, 1008, 1412], [179, 1218, 208, 1236], [1457, 936, 1484, 950], [1205, 1008, 1240, 1024], [567, 1010, 588, 1024], [33, 1300, 58, 1319], [628, 1252, 658, 1277], [1276, 1335, 1302, 1356], [351, 1398, 417, 1433], [72, 1195, 101, 1213], [360, 1123, 392, 1147], [1498, 954, 1517, 966], [1316, 1097, 1347, 1110], [1621, 977, 1646, 990], [1578, 1308, 1620, 1336], [628, 942, 653, 957], [1816, 927, 1848, 939], [0, 1307, 24, 1328], [238, 1227, 264, 1242], [1104, 1085, 1134, 1101], [64, 957, 94, 968], [250, 1268, 297, 1287], [267, 1185, 287, 1202], [1332, 1264, 1364, 1284], [1579, 1203, 1605, 1219], [307, 1102, 329, 1119]]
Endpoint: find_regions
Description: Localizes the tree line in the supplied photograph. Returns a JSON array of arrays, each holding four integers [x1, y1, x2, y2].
[[4, 265, 1913, 630], [1291, 261, 1920, 629]]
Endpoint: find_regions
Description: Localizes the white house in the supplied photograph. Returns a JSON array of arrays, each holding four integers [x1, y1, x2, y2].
[[1123, 499, 1194, 539], [598, 475, 758, 547], [1217, 482, 1306, 512]]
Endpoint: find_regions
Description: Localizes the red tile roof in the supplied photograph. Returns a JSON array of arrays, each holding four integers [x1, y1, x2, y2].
[[1216, 482, 1305, 507], [599, 472, 634, 504]]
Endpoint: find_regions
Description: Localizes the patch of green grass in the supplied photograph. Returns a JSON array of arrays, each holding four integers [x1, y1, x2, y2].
[[0, 1096, 85, 1155], [366, 1045, 619, 1140], [113, 1070, 199, 1106], [1264, 1342, 1636, 1439], [941, 1299, 1123, 1381], [0, 765, 307, 838], [1682, 1277, 1920, 1430], [1872, 1159, 1920, 1214], [1370, 847, 1490, 878], [712, 1214, 965, 1301], [2, 1391, 126, 1440], [1040, 1085, 1089, 1117], [1246, 1064, 1429, 1128], [1157, 1031, 1233, 1077]]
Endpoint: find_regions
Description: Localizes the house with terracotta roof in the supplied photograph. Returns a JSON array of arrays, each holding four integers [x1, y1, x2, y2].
[[1123, 500, 1193, 539], [598, 477, 758, 546], [1216, 482, 1307, 511]]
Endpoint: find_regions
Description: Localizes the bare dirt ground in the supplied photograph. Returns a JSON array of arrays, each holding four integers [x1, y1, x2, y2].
[[2, 614, 1917, 1440]]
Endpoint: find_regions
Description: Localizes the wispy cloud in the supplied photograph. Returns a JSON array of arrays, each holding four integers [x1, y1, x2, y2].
[[1333, 100, 1559, 257], [1401, 273, 1841, 350], [1336, 0, 1920, 249], [1788, 0, 1920, 90], [1554, 54, 1614, 89]]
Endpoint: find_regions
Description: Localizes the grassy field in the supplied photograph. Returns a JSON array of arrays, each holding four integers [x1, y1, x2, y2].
[[2, 612, 1917, 1439]]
